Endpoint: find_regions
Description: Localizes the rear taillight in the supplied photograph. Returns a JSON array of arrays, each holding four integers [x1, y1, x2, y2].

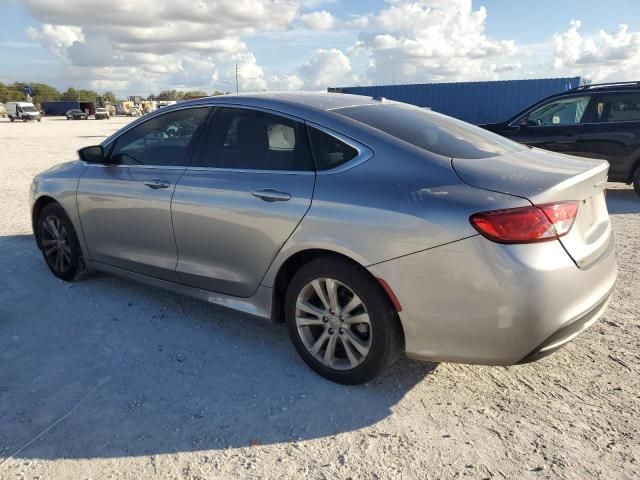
[[470, 201, 579, 244]]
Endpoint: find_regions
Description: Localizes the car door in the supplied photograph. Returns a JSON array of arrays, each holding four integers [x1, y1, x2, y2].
[[77, 107, 210, 281], [171, 106, 315, 297], [577, 91, 640, 182], [506, 94, 593, 156]]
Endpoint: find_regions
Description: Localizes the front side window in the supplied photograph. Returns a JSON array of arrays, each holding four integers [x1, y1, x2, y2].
[[593, 92, 640, 123], [110, 107, 210, 166], [195, 108, 313, 171], [526, 96, 590, 127]]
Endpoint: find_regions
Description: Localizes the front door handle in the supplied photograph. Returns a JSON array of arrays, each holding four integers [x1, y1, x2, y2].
[[251, 188, 291, 202], [144, 179, 171, 189]]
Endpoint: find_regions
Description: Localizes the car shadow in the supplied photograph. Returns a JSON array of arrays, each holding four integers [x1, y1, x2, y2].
[[0, 234, 437, 460], [606, 187, 640, 215]]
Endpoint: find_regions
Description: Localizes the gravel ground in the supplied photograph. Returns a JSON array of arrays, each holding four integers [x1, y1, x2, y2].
[[0, 116, 639, 480]]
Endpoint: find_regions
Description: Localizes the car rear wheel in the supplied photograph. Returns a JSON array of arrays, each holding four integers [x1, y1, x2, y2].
[[37, 203, 88, 281], [633, 166, 640, 197], [285, 257, 403, 384]]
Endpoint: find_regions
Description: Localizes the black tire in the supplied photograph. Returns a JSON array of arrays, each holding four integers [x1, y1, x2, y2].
[[284, 257, 403, 384], [36, 203, 88, 281], [633, 166, 640, 197], [9, 116, 14, 122]]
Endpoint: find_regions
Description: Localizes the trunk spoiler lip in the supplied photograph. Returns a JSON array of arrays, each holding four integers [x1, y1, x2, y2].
[[450, 150, 610, 205]]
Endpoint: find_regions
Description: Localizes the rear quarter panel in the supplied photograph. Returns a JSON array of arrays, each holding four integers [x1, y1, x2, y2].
[[261, 134, 531, 287]]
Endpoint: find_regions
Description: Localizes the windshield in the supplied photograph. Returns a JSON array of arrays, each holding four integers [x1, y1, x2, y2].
[[22, 106, 38, 113], [334, 103, 525, 159]]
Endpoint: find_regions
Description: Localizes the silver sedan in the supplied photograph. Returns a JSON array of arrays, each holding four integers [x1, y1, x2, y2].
[[30, 93, 617, 384]]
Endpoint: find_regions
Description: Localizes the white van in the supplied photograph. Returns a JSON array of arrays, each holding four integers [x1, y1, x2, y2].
[[6, 102, 41, 122]]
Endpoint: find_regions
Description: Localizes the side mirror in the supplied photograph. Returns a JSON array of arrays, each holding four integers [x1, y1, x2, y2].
[[78, 145, 106, 164], [518, 118, 529, 130]]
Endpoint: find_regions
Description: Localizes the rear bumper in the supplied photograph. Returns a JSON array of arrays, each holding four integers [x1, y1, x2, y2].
[[518, 286, 612, 363], [367, 234, 617, 365]]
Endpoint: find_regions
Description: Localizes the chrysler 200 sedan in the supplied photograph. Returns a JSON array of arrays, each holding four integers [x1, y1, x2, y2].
[[31, 93, 617, 384]]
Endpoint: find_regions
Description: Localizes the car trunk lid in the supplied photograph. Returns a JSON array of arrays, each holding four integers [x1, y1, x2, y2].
[[452, 147, 612, 268]]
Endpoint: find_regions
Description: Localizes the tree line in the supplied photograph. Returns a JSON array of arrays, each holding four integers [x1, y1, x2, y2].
[[0, 82, 228, 105]]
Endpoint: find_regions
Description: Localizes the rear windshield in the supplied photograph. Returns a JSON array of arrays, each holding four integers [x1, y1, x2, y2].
[[334, 103, 525, 159]]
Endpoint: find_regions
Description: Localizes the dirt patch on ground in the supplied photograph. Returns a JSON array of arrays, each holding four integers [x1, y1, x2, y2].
[[1, 117, 638, 479]]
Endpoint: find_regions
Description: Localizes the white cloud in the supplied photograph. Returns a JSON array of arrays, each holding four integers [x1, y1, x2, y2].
[[345, 0, 520, 85], [20, 0, 640, 96], [301, 10, 336, 30], [552, 20, 640, 82], [22, 0, 301, 94], [26, 24, 84, 58], [297, 48, 357, 90]]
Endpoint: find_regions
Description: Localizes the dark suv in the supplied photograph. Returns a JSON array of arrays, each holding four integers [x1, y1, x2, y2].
[[481, 82, 640, 196]]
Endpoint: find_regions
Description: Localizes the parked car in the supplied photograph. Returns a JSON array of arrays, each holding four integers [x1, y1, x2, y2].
[[30, 93, 617, 384], [6, 101, 41, 122], [66, 109, 89, 120], [95, 107, 110, 120], [481, 81, 640, 196]]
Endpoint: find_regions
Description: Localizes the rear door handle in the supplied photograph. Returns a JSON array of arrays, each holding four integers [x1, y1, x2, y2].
[[143, 179, 171, 189], [251, 188, 291, 202]]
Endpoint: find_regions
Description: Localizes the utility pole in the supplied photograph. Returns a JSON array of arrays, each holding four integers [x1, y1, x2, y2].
[[235, 64, 239, 94]]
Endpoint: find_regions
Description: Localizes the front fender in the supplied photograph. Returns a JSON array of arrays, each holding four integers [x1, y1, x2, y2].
[[31, 161, 88, 256]]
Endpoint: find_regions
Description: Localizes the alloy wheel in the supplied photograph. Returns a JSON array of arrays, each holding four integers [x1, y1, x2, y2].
[[40, 215, 72, 274], [295, 277, 372, 370]]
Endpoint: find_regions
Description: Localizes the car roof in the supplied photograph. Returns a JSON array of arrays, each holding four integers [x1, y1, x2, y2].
[[179, 91, 378, 114]]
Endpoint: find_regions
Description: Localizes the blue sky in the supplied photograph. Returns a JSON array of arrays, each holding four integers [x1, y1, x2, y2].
[[1, 0, 639, 95]]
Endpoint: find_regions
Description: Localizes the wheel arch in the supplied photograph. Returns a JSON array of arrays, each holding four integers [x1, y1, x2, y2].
[[269, 248, 402, 328], [32, 195, 60, 248]]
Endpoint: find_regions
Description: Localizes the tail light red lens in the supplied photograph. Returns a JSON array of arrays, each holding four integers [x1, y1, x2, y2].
[[470, 201, 579, 244]]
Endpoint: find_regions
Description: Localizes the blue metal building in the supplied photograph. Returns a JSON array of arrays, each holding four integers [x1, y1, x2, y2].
[[328, 77, 581, 125]]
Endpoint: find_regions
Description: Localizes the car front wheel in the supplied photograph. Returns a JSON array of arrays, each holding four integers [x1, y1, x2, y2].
[[285, 257, 403, 384], [36, 203, 88, 281]]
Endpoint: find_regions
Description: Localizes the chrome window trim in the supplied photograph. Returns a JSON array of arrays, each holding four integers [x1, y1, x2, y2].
[[82, 163, 186, 170], [98, 102, 373, 174], [185, 166, 315, 176], [305, 121, 374, 175], [208, 103, 306, 123]]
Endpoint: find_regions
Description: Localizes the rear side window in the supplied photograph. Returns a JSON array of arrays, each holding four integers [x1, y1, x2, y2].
[[308, 127, 358, 170], [594, 93, 640, 123], [334, 103, 524, 159], [195, 108, 314, 171], [110, 108, 210, 166]]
